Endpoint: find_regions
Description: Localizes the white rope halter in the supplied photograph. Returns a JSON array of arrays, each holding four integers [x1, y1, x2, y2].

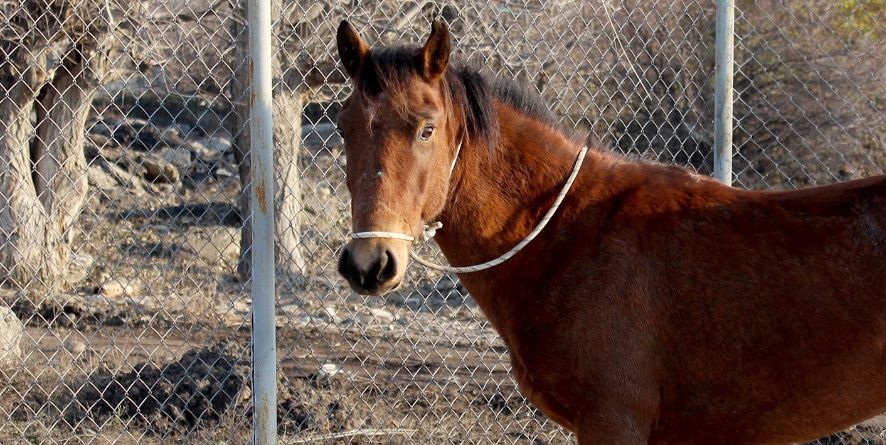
[[350, 141, 589, 274]]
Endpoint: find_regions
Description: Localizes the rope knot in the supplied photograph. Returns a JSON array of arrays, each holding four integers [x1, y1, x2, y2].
[[421, 222, 443, 241]]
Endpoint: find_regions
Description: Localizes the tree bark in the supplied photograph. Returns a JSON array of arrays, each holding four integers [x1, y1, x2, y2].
[[0, 0, 111, 290], [229, 1, 306, 288], [0, 47, 64, 289], [33, 41, 109, 245]]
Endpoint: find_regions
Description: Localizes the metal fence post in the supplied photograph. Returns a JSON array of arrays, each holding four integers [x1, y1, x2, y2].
[[714, 0, 735, 185], [248, 0, 278, 443]]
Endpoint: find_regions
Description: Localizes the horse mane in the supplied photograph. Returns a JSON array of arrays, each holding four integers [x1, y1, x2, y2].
[[356, 46, 580, 150]]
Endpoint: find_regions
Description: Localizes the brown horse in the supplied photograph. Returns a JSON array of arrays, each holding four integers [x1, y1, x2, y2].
[[334, 20, 886, 444]]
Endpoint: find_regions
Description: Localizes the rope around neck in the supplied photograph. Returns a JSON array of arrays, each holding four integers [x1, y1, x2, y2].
[[351, 145, 589, 274]]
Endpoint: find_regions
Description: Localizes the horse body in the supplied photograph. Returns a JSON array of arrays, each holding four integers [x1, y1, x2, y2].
[[434, 103, 886, 444], [334, 20, 886, 444]]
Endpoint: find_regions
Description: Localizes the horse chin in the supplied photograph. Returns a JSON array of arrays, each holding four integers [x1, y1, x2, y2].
[[347, 278, 402, 297]]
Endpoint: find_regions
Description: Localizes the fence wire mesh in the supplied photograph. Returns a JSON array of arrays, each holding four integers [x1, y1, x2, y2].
[[0, 0, 882, 444]]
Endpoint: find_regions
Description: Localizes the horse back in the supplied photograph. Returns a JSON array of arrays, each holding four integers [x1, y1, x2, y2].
[[632, 173, 886, 443]]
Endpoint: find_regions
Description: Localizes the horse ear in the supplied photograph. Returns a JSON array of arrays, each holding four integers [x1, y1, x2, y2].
[[417, 19, 450, 81], [337, 20, 369, 79]]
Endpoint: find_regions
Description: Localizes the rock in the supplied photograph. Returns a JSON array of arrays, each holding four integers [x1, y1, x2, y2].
[[88, 118, 121, 139], [214, 167, 234, 178], [368, 308, 395, 324], [173, 123, 193, 136], [158, 126, 188, 147], [302, 123, 343, 150], [232, 299, 251, 314], [317, 306, 341, 324], [0, 306, 23, 368], [193, 135, 232, 154], [277, 303, 346, 328], [89, 264, 112, 284], [215, 297, 250, 327], [218, 310, 247, 328], [64, 339, 87, 355], [98, 280, 137, 298], [184, 226, 240, 263], [136, 153, 180, 184], [113, 119, 165, 151], [317, 363, 340, 380], [157, 146, 192, 169], [87, 164, 119, 190], [404, 296, 423, 309], [277, 303, 302, 316], [351, 308, 396, 327], [237, 385, 251, 404], [64, 267, 89, 287], [187, 141, 219, 164], [101, 161, 144, 194], [65, 253, 95, 286], [316, 185, 332, 201], [87, 132, 112, 148]]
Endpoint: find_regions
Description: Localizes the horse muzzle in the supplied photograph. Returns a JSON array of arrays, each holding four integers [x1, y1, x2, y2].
[[338, 239, 407, 295]]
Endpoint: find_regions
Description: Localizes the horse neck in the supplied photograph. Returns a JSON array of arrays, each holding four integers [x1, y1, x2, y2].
[[434, 103, 585, 268]]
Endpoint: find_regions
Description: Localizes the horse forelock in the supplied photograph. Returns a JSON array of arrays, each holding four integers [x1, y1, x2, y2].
[[352, 45, 579, 152]]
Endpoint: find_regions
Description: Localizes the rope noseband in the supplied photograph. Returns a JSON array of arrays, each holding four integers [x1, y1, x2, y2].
[[350, 143, 589, 274]]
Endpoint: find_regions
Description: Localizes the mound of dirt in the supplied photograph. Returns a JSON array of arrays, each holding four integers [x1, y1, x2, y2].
[[63, 342, 250, 434]]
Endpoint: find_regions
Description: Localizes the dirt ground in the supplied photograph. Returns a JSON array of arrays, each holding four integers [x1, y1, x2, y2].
[[0, 93, 882, 445]]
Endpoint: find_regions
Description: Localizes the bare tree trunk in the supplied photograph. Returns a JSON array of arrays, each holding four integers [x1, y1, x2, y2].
[[229, 1, 306, 288], [0, 47, 64, 289], [34, 41, 109, 246], [1, 0, 111, 290], [271, 90, 306, 289]]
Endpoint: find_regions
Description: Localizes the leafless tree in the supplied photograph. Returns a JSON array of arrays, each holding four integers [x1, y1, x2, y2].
[[0, 0, 115, 290]]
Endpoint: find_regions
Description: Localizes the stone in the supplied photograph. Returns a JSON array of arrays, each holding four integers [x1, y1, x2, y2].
[[317, 306, 341, 324], [317, 363, 340, 379], [173, 123, 193, 136], [184, 227, 240, 263], [186, 139, 218, 162], [193, 135, 232, 154], [159, 126, 188, 147], [87, 164, 119, 190], [368, 308, 395, 324], [136, 153, 180, 184], [98, 280, 138, 298], [157, 146, 193, 169], [216, 298, 250, 328], [351, 308, 396, 327], [214, 167, 234, 178], [0, 306, 23, 368], [87, 132, 112, 148], [96, 157, 144, 194], [301, 123, 343, 150], [114, 119, 165, 151], [88, 118, 125, 139], [64, 339, 87, 355], [276, 304, 344, 328], [65, 253, 95, 286]]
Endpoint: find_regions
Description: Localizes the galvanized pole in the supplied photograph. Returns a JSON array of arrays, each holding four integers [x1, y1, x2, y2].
[[247, 0, 277, 442], [714, 0, 735, 185]]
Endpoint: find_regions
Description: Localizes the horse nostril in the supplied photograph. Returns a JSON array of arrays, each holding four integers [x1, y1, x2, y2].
[[338, 247, 358, 282], [377, 249, 398, 284]]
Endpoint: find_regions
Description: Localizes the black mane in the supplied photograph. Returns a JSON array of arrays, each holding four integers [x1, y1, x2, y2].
[[356, 46, 578, 149]]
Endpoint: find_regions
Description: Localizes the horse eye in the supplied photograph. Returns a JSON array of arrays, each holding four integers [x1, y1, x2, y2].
[[418, 125, 434, 142]]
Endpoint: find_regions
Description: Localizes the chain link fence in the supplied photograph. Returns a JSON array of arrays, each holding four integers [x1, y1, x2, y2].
[[0, 0, 882, 444]]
